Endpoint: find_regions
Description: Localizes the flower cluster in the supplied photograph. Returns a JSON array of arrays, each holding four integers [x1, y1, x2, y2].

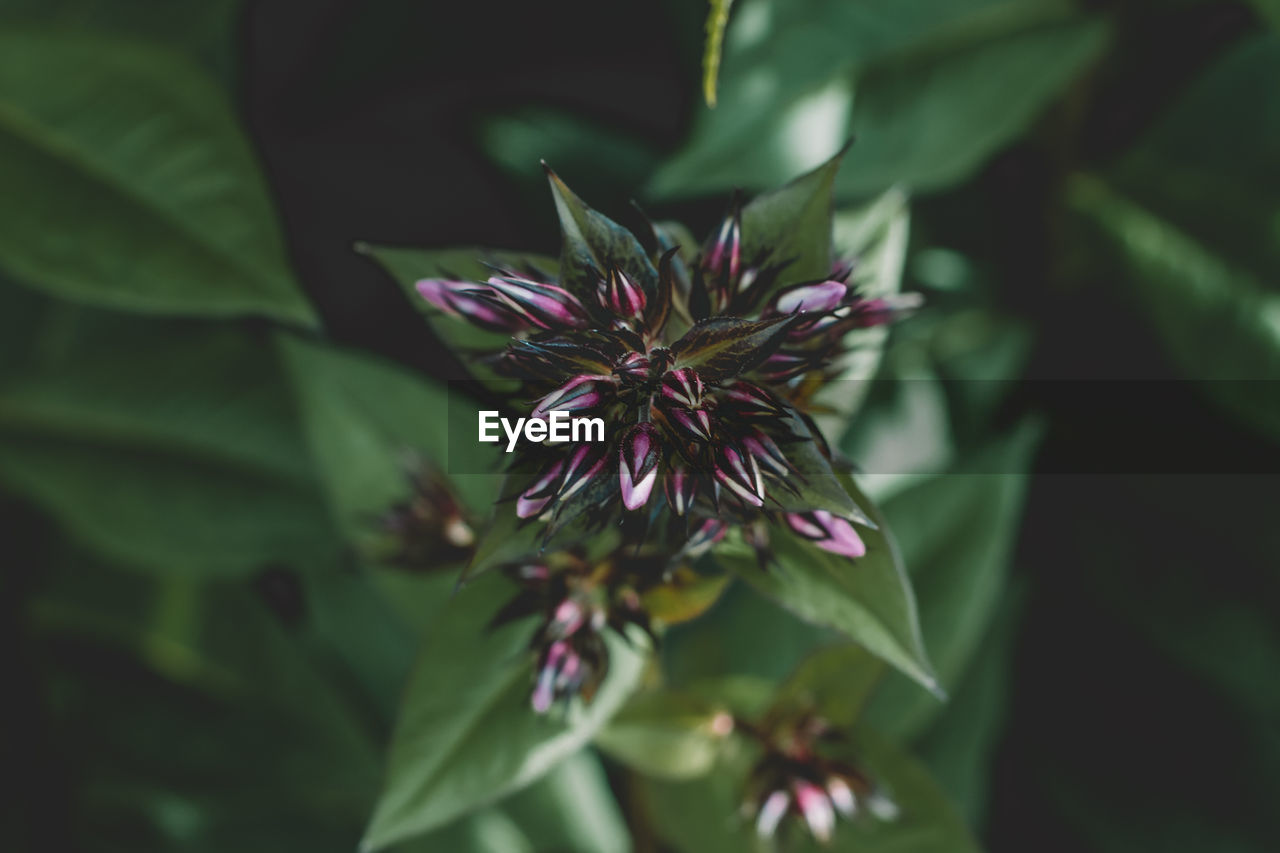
[[489, 548, 671, 713], [378, 459, 476, 569], [415, 167, 916, 554], [741, 712, 898, 844]]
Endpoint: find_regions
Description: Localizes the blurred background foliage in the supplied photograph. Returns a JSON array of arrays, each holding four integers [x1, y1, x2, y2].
[[1, 0, 1278, 851]]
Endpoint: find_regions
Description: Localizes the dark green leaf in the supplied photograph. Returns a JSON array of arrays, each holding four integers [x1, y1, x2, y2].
[[278, 334, 500, 552], [672, 315, 797, 382], [0, 31, 316, 326], [767, 412, 868, 522], [770, 644, 884, 729], [740, 147, 842, 291], [814, 188, 911, 437], [596, 687, 731, 779], [649, 0, 1107, 200], [715, 477, 938, 694], [501, 751, 631, 853], [362, 573, 646, 850], [0, 307, 338, 576], [863, 421, 1040, 739], [1070, 176, 1280, 439], [545, 166, 659, 300]]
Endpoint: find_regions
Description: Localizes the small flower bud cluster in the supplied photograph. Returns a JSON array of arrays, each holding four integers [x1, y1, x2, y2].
[[492, 549, 664, 714], [379, 461, 475, 569], [741, 713, 898, 844]]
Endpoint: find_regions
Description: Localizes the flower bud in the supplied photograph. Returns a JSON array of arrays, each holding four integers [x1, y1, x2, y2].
[[771, 280, 849, 315], [667, 406, 714, 443], [720, 381, 787, 420], [793, 780, 836, 843], [741, 429, 793, 478], [416, 278, 524, 332], [705, 211, 742, 283], [660, 367, 704, 409], [531, 374, 613, 420], [755, 790, 790, 839], [619, 423, 661, 511], [557, 444, 607, 503], [614, 351, 651, 382], [714, 445, 765, 508], [664, 464, 697, 516], [487, 273, 589, 329], [548, 598, 587, 638], [848, 292, 924, 328], [785, 510, 866, 558], [516, 459, 566, 519], [827, 777, 857, 817], [686, 518, 729, 557], [532, 639, 574, 713], [597, 267, 647, 320]]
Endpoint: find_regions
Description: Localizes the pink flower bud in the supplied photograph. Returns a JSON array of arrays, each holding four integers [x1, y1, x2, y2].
[[597, 267, 646, 319], [619, 423, 661, 511], [487, 273, 589, 329], [742, 429, 792, 478], [614, 351, 651, 382], [848, 292, 924, 328], [755, 790, 790, 839], [664, 465, 697, 516], [720, 381, 787, 419], [660, 368, 704, 409], [827, 777, 857, 817], [772, 280, 849, 315], [706, 211, 742, 282], [549, 598, 586, 638], [532, 639, 571, 713], [667, 407, 714, 442], [516, 460, 565, 519], [558, 444, 607, 503], [531, 374, 613, 420], [793, 780, 836, 843], [714, 446, 764, 508], [785, 510, 866, 559], [685, 518, 728, 557], [415, 279, 524, 332]]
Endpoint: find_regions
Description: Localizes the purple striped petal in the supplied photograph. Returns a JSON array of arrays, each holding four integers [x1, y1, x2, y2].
[[772, 280, 849, 315], [793, 780, 835, 843]]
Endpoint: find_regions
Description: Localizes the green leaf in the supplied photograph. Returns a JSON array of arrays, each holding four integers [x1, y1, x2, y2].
[[0, 307, 339, 576], [814, 188, 911, 438], [501, 750, 632, 853], [863, 421, 1041, 740], [715, 477, 937, 694], [649, 0, 1108, 200], [739, 147, 842, 290], [1069, 176, 1280, 439], [596, 688, 730, 780], [0, 31, 316, 326], [27, 548, 387, 846], [362, 572, 646, 850], [702, 0, 735, 107], [770, 643, 884, 729], [277, 334, 500, 550], [545, 166, 659, 300], [671, 315, 797, 382], [910, 588, 1022, 828]]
